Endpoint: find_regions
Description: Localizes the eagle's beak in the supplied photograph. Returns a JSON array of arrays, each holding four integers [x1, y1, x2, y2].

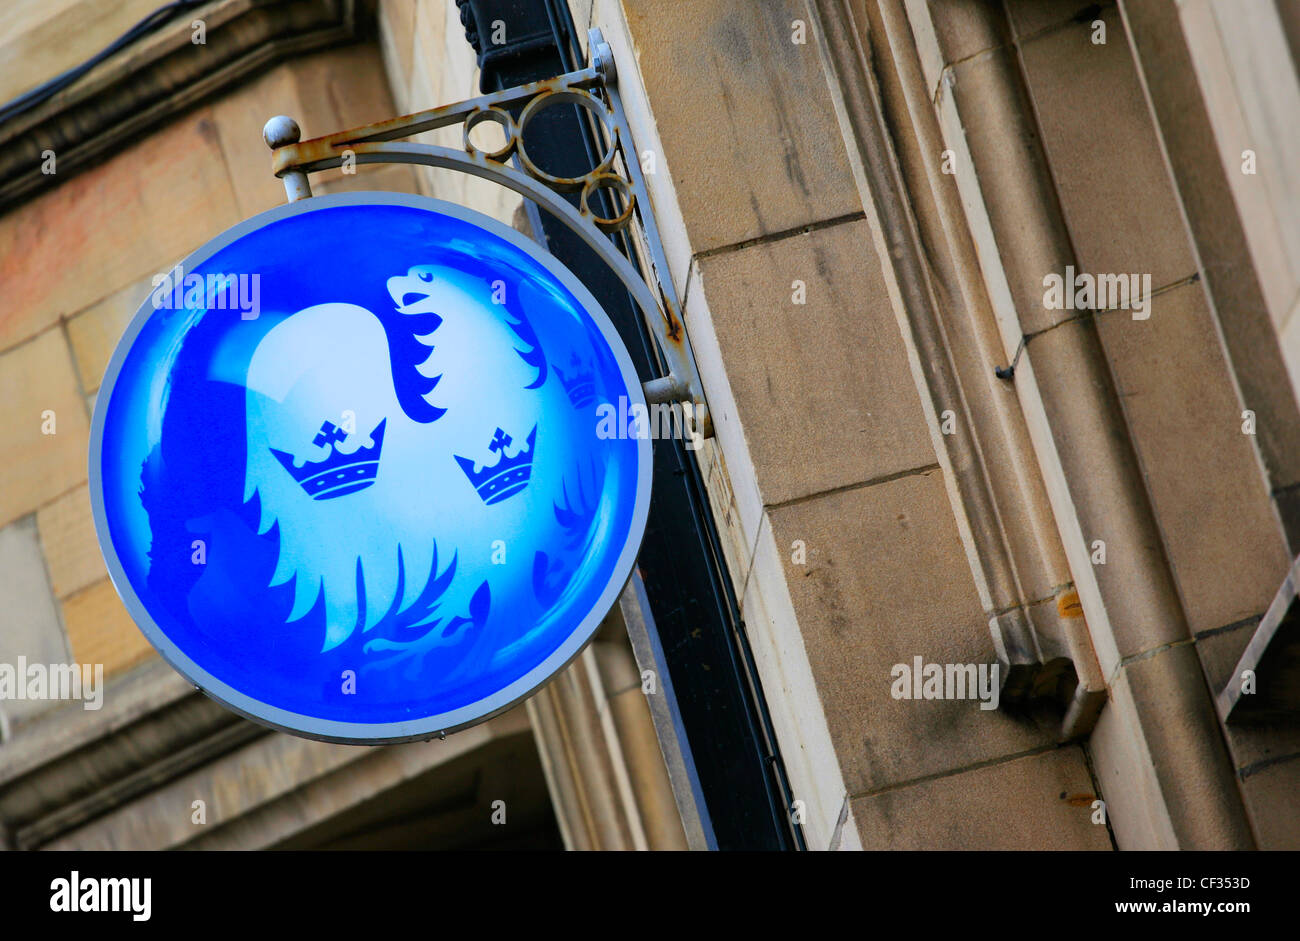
[[386, 272, 438, 314]]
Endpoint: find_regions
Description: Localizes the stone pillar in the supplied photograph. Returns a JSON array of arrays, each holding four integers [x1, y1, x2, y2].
[[524, 609, 688, 850]]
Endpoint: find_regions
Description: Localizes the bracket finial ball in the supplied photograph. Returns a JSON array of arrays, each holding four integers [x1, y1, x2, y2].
[[263, 115, 301, 150]]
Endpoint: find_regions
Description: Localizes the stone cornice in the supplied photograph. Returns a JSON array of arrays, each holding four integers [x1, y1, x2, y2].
[[0, 658, 267, 849], [0, 0, 374, 218], [0, 654, 536, 849]]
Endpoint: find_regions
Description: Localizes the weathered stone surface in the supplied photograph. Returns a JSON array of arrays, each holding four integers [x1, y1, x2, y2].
[[1097, 282, 1290, 635], [439, 0, 480, 104], [1088, 669, 1180, 849], [741, 512, 860, 849], [36, 484, 105, 600], [1027, 316, 1190, 660], [288, 42, 401, 173], [851, 746, 1111, 849], [65, 271, 158, 396], [768, 469, 1055, 795], [694, 219, 935, 507], [697, 437, 756, 602], [0, 516, 71, 721], [1004, 0, 1106, 40], [0, 329, 90, 529], [927, 0, 1005, 66], [62, 579, 155, 678], [1019, 5, 1196, 292], [0, 110, 238, 352], [211, 65, 306, 219], [1179, 0, 1300, 329], [568, 0, 594, 36], [0, 0, 161, 104], [619, 0, 861, 254], [1121, 0, 1300, 509], [946, 48, 1080, 336], [214, 44, 405, 216], [1241, 756, 1300, 849], [45, 709, 531, 850], [377, 0, 419, 113], [1114, 642, 1255, 849]]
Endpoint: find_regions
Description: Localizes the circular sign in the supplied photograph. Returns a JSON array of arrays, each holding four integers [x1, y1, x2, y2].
[[90, 192, 652, 743]]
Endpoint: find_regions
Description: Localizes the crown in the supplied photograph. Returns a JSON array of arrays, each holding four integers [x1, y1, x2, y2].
[[555, 355, 596, 409], [455, 426, 536, 505], [271, 419, 386, 501]]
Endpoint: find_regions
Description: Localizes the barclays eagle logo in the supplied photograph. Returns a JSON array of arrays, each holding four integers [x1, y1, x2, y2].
[[92, 198, 649, 735], [242, 263, 563, 655]]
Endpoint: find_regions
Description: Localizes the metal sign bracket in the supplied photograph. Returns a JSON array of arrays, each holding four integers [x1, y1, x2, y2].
[[263, 29, 709, 431]]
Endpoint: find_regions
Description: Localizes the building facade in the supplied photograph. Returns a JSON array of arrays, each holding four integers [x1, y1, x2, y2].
[[0, 0, 1297, 850]]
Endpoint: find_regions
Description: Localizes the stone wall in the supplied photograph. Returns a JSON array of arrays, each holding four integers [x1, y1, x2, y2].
[[0, 38, 415, 723], [562, 0, 1300, 848], [559, 0, 1106, 849]]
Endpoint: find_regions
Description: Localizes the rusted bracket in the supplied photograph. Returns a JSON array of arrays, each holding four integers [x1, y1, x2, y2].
[[262, 29, 709, 434]]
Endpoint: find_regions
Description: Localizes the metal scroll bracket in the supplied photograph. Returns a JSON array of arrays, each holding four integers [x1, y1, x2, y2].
[[262, 28, 711, 437]]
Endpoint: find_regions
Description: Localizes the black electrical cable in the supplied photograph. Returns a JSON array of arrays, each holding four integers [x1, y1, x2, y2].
[[0, 0, 209, 127]]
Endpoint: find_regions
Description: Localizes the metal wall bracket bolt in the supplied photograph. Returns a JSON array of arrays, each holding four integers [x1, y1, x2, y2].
[[643, 375, 690, 404], [263, 115, 313, 202]]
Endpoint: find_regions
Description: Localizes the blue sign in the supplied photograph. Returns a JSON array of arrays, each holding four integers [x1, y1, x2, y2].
[[89, 192, 652, 742]]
